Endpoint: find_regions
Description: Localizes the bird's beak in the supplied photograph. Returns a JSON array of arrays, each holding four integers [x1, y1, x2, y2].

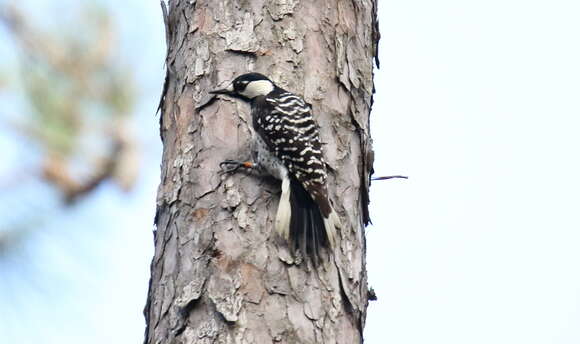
[[209, 83, 234, 95]]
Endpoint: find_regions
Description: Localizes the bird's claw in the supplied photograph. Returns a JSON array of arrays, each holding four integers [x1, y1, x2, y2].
[[220, 160, 245, 174]]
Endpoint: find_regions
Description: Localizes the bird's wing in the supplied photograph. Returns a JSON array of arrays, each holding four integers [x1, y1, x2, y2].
[[254, 93, 331, 216]]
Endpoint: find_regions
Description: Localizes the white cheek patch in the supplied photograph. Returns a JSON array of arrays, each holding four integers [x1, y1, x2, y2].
[[240, 80, 274, 98], [225, 83, 234, 92]]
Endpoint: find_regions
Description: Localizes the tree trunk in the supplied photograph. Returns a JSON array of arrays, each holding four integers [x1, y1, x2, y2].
[[144, 0, 378, 343]]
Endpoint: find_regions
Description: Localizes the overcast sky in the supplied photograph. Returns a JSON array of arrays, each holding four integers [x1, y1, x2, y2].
[[366, 1, 580, 343], [1, 0, 579, 343]]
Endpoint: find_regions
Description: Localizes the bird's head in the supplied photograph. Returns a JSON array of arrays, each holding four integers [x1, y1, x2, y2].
[[210, 73, 275, 101]]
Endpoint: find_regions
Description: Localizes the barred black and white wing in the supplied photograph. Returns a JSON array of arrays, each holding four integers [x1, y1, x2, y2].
[[252, 90, 338, 257]]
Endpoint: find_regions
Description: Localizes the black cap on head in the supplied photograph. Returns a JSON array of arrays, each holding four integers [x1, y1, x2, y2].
[[210, 72, 274, 99]]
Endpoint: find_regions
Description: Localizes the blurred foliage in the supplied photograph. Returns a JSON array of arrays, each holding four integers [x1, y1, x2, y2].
[[0, 4, 139, 252]]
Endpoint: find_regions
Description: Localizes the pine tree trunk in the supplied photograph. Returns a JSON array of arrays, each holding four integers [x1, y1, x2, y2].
[[144, 0, 378, 343]]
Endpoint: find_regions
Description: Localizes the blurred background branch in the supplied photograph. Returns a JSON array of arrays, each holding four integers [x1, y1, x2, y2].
[[0, 3, 139, 252], [0, 1, 162, 343]]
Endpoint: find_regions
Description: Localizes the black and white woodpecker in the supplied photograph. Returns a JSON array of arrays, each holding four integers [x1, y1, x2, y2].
[[210, 73, 340, 261]]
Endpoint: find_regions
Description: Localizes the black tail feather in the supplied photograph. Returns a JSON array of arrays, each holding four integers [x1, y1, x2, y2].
[[289, 178, 328, 263], [309, 208, 319, 263]]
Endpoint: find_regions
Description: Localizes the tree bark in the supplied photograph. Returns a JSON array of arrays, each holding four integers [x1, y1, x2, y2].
[[145, 0, 378, 343]]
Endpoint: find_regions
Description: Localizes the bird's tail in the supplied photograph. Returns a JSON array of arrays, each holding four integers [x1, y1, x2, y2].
[[275, 177, 292, 241], [275, 178, 338, 262]]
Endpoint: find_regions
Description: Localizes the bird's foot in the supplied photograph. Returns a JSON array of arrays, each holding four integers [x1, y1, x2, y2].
[[219, 160, 254, 174]]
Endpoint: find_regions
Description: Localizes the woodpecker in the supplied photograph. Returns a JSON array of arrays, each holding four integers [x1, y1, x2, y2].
[[210, 73, 339, 262]]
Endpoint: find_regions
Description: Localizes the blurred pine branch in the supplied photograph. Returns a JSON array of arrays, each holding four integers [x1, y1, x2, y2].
[[0, 3, 140, 251], [0, 3, 139, 203]]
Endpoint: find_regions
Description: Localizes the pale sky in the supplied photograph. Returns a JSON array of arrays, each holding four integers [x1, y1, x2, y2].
[[366, 1, 580, 343], [1, 1, 579, 343]]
